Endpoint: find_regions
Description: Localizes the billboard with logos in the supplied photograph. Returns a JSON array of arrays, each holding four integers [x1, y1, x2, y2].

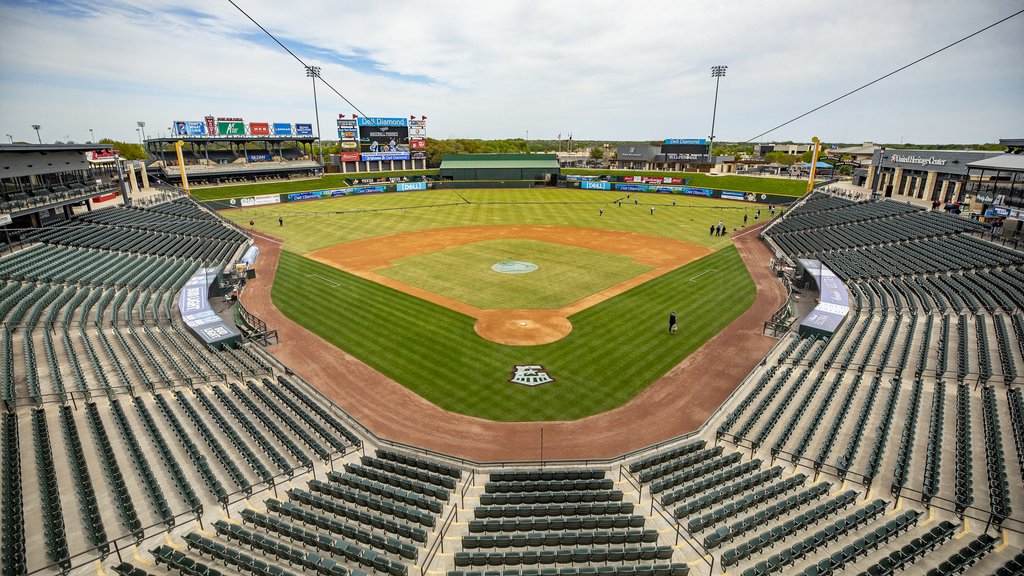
[[249, 122, 270, 136], [358, 117, 410, 161], [273, 123, 293, 135], [217, 120, 245, 136], [296, 123, 313, 136], [174, 121, 206, 136]]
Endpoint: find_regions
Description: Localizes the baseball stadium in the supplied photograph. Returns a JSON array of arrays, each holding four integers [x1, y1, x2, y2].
[[3, 3, 1024, 576]]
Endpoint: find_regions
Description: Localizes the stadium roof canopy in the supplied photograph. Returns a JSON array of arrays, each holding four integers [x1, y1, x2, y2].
[[440, 154, 560, 170], [967, 154, 1024, 172], [0, 143, 112, 153]]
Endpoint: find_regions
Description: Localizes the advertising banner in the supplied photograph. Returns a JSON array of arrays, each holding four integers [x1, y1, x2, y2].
[[340, 141, 359, 150], [615, 184, 647, 192], [411, 151, 427, 160], [339, 151, 360, 162], [622, 176, 685, 184], [246, 152, 272, 161], [409, 119, 426, 127], [664, 138, 707, 145], [358, 117, 410, 161], [296, 123, 313, 135], [797, 259, 850, 337], [396, 182, 428, 192], [217, 121, 245, 136], [409, 126, 427, 137], [273, 123, 293, 135], [682, 187, 713, 197], [720, 191, 746, 201], [240, 193, 281, 207], [174, 121, 206, 136], [581, 181, 611, 190], [204, 116, 216, 136], [249, 122, 270, 136], [409, 139, 426, 150]]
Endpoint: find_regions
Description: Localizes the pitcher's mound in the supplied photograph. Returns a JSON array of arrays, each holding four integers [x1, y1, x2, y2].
[[474, 310, 573, 346]]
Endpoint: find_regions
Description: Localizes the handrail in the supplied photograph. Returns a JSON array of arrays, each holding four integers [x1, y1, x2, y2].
[[419, 502, 459, 576]]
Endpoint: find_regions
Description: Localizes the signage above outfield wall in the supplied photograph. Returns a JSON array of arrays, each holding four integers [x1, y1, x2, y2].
[[581, 181, 611, 190], [273, 123, 294, 135], [174, 121, 207, 136], [664, 138, 707, 145], [396, 182, 428, 192], [240, 194, 280, 207], [217, 121, 245, 136], [296, 124, 313, 136], [178, 267, 242, 348], [249, 123, 270, 136]]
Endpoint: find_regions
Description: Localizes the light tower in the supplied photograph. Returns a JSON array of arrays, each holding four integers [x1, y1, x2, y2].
[[305, 65, 325, 168], [32, 124, 41, 144], [137, 121, 147, 142], [708, 65, 727, 164]]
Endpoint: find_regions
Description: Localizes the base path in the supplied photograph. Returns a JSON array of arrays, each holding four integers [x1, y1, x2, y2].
[[305, 226, 710, 346], [241, 223, 785, 462]]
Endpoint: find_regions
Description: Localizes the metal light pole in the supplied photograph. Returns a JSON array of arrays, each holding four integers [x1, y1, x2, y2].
[[89, 128, 95, 143], [136, 128, 142, 146], [137, 121, 147, 142], [305, 65, 325, 169], [5, 134, 12, 144], [708, 65, 727, 164], [32, 124, 41, 144], [870, 146, 886, 200]]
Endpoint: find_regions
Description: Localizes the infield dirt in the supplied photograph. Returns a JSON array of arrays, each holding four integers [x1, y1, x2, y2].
[[306, 225, 711, 345], [241, 223, 784, 461]]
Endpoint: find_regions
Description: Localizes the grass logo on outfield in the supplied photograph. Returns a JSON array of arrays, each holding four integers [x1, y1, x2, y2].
[[510, 365, 555, 387], [491, 261, 539, 274]]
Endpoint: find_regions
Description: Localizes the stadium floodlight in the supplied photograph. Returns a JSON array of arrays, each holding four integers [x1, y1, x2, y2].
[[306, 65, 325, 169], [6, 134, 12, 143], [708, 65, 727, 164], [136, 128, 142, 146], [89, 129, 95, 143], [137, 121, 147, 142], [32, 124, 41, 144]]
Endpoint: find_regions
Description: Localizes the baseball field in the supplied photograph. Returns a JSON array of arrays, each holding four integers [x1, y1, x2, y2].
[[225, 188, 761, 421]]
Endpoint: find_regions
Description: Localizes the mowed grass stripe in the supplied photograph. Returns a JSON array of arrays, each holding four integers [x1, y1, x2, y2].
[[227, 188, 758, 253], [272, 246, 754, 421]]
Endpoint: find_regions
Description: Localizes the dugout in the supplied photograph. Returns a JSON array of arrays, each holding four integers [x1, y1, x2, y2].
[[438, 154, 560, 188]]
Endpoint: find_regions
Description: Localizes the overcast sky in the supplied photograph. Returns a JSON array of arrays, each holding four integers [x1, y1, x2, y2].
[[1, 0, 1022, 145]]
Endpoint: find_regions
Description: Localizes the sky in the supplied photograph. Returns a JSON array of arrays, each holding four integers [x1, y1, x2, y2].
[[1, 0, 1022, 146]]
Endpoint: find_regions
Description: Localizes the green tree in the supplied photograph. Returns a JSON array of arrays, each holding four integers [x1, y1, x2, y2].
[[99, 138, 146, 160], [589, 147, 604, 160]]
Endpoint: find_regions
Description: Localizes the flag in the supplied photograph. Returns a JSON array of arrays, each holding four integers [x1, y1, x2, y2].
[[410, 115, 416, 119], [351, 114, 358, 118], [421, 115, 427, 120]]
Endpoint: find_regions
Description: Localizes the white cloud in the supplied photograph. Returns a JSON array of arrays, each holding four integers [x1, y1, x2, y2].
[[1, 0, 1021, 144]]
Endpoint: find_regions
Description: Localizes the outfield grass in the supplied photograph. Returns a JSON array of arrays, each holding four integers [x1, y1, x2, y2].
[[227, 188, 758, 253], [189, 169, 439, 201], [273, 245, 754, 421], [376, 239, 653, 309], [564, 169, 808, 196]]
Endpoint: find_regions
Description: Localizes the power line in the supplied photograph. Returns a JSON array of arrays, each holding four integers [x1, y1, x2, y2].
[[744, 8, 1024, 143], [226, 0, 368, 118]]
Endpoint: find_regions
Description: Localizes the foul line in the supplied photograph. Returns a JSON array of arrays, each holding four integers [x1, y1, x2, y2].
[[711, 220, 771, 249], [310, 273, 340, 287], [689, 269, 718, 282]]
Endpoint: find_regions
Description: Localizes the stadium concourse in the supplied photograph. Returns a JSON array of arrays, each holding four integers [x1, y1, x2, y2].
[[1, 189, 1023, 576]]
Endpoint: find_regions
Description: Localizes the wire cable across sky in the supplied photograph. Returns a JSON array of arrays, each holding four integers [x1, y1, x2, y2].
[[744, 8, 1024, 143], [226, 0, 369, 119]]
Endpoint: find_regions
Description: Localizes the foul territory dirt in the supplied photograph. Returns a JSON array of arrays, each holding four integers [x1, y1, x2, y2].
[[305, 226, 711, 345], [241, 224, 785, 461]]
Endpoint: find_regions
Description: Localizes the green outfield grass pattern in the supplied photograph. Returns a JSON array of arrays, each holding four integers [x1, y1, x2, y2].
[[273, 245, 754, 421], [227, 188, 758, 254], [564, 169, 809, 196], [376, 239, 654, 309]]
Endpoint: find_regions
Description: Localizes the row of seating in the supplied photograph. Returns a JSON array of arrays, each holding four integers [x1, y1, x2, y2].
[[84, 401, 143, 535], [447, 564, 689, 576], [660, 457, 759, 507], [953, 383, 974, 513], [229, 382, 314, 469], [463, 530, 659, 551], [922, 380, 946, 503], [183, 532, 299, 576], [152, 545, 228, 576], [288, 487, 433, 539], [468, 516, 647, 534], [673, 466, 783, 519], [454, 546, 674, 567], [327, 470, 444, 515], [644, 445, 725, 488], [721, 492, 875, 568], [277, 376, 362, 448], [480, 490, 623, 507], [57, 405, 108, 550], [246, 381, 332, 460], [485, 478, 612, 495], [651, 448, 738, 496], [891, 379, 924, 495], [476, 501, 635, 520], [377, 448, 461, 479], [981, 386, 1012, 523], [855, 520, 957, 576], [131, 395, 203, 510], [308, 478, 438, 528], [862, 379, 902, 481], [627, 440, 705, 475], [1009, 387, 1024, 480], [108, 398, 175, 523], [923, 533, 998, 576], [268, 495, 428, 545], [836, 375, 883, 475], [703, 482, 832, 550], [686, 473, 807, 533], [789, 510, 921, 576], [1, 412, 26, 575], [32, 408, 70, 567]]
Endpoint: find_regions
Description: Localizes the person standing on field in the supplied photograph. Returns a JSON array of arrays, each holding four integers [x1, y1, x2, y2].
[[669, 311, 677, 334]]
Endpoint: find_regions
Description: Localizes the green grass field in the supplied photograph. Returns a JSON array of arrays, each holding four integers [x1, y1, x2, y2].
[[377, 239, 653, 309], [231, 188, 760, 421], [273, 245, 754, 421], [227, 188, 758, 254]]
